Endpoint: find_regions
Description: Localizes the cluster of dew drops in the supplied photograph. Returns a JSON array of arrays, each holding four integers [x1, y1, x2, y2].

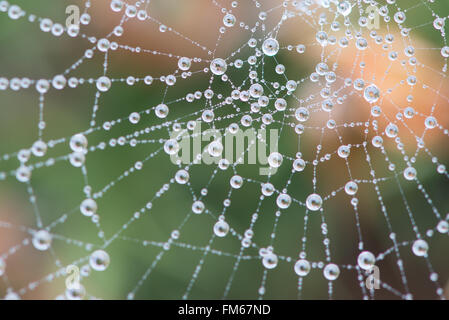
[[0, 0, 449, 299]]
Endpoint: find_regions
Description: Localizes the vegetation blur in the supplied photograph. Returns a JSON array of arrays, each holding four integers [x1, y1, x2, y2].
[[0, 0, 448, 299]]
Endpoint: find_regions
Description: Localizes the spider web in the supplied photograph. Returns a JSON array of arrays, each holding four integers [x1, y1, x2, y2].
[[0, 0, 448, 300]]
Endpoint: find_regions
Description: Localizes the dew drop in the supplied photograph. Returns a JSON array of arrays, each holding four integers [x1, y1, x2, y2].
[[364, 84, 380, 103], [294, 259, 311, 276], [262, 38, 279, 56], [66, 284, 86, 300], [32, 230, 52, 251], [192, 200, 205, 214], [214, 220, 229, 237], [175, 169, 189, 184], [306, 193, 322, 211], [96, 76, 111, 92], [89, 250, 110, 271], [80, 198, 97, 217], [323, 263, 340, 280], [344, 181, 358, 195], [412, 239, 428, 257], [268, 152, 283, 168], [262, 253, 278, 269], [357, 251, 376, 270], [276, 193, 292, 209], [210, 58, 227, 75]]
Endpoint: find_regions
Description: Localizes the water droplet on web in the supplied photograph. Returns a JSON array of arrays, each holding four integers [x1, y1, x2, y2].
[[230, 175, 243, 189], [214, 220, 229, 237], [294, 259, 311, 276], [36, 79, 50, 94], [345, 181, 358, 195], [52, 75, 66, 90], [276, 193, 291, 209], [274, 98, 287, 111], [425, 116, 437, 129], [2, 0, 449, 300], [385, 123, 399, 138], [175, 170, 189, 184], [433, 17, 444, 30], [218, 158, 230, 171], [293, 158, 306, 172], [31, 140, 47, 157], [268, 152, 283, 168], [4, 291, 21, 300], [337, 1, 352, 17], [32, 230, 52, 251], [323, 263, 340, 280], [306, 193, 323, 211], [249, 83, 263, 98], [372, 136, 383, 148], [66, 284, 86, 300], [261, 183, 275, 196], [357, 251, 376, 270], [96, 76, 111, 92], [192, 201, 205, 214], [394, 11, 406, 24], [210, 58, 227, 75], [97, 38, 110, 52], [402, 108, 414, 120], [202, 109, 215, 122], [16, 165, 31, 182], [412, 239, 428, 257], [7, 5, 23, 20], [223, 13, 236, 27], [110, 0, 124, 12], [178, 57, 191, 71], [403, 167, 417, 181], [80, 199, 97, 217], [129, 112, 140, 124], [262, 253, 278, 269], [90, 250, 110, 271], [70, 152, 85, 167], [164, 139, 179, 155], [155, 104, 169, 118], [364, 84, 380, 103], [165, 75, 176, 86], [337, 145, 350, 158], [296, 44, 305, 53], [70, 134, 88, 152], [286, 80, 297, 92], [295, 107, 309, 122], [316, 31, 328, 46], [208, 140, 223, 157], [437, 221, 449, 234]]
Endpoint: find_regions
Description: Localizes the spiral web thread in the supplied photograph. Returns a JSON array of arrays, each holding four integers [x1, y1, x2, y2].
[[0, 0, 448, 300]]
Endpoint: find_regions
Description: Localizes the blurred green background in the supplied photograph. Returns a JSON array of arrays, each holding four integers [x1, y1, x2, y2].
[[0, 0, 448, 299]]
